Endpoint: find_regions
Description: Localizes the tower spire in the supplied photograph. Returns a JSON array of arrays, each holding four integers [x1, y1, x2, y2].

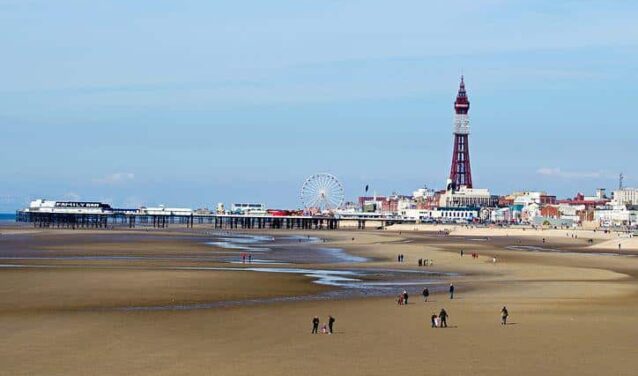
[[454, 75, 469, 114]]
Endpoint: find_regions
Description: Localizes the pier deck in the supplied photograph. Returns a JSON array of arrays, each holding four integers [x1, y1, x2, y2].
[[15, 211, 407, 230]]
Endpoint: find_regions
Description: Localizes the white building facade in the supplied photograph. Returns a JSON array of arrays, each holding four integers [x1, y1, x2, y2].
[[401, 207, 479, 222], [595, 205, 637, 227], [438, 187, 495, 208], [613, 188, 638, 206]]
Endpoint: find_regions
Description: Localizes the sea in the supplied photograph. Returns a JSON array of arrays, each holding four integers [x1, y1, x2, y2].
[[0, 213, 16, 222]]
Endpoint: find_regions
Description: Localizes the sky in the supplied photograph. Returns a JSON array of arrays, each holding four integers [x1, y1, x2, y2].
[[1, 0, 637, 211]]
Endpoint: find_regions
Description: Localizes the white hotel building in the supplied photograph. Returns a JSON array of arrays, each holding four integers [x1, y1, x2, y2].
[[613, 188, 638, 206]]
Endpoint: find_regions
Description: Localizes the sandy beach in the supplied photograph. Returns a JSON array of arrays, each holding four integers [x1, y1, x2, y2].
[[1, 225, 637, 375]]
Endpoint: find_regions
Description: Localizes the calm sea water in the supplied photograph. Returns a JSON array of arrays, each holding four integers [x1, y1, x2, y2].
[[0, 213, 16, 222]]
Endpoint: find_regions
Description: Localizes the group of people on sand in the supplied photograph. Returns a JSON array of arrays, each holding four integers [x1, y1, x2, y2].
[[311, 315, 335, 334], [407, 284, 454, 305], [461, 249, 480, 258], [430, 306, 509, 328], [240, 253, 252, 263], [462, 250, 480, 259], [310, 302, 509, 335], [397, 290, 409, 305], [417, 258, 433, 267], [462, 249, 498, 263], [418, 284, 454, 303], [425, 284, 507, 328], [431, 309, 449, 328], [306, 242, 515, 335], [387, 255, 508, 329]]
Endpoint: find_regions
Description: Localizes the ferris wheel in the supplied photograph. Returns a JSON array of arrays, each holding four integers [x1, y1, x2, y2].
[[300, 173, 345, 211]]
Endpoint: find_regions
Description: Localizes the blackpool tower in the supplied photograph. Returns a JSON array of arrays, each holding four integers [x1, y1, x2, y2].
[[448, 76, 473, 190]]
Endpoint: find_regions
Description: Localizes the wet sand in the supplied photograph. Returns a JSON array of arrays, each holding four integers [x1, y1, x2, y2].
[[1, 225, 638, 375]]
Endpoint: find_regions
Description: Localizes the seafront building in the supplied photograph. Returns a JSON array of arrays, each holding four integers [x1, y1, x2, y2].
[[230, 203, 267, 215], [24, 199, 115, 214], [438, 186, 497, 208], [594, 205, 637, 227], [139, 206, 194, 216], [23, 199, 198, 217], [507, 191, 557, 206], [589, 188, 638, 227], [613, 187, 638, 205], [400, 207, 479, 222]]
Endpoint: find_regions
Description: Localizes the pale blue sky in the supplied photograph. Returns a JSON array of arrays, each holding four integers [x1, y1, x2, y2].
[[1, 0, 637, 210]]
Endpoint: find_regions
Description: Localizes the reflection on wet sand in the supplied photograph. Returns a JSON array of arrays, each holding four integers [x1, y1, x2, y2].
[[0, 232, 453, 311]]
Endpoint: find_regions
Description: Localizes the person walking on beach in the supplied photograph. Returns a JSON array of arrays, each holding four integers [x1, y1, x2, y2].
[[501, 307, 509, 325], [422, 288, 429, 302], [328, 315, 335, 334], [449, 284, 455, 299], [460, 249, 464, 257], [431, 314, 438, 328], [439, 309, 448, 328], [312, 316, 320, 334], [403, 290, 409, 305]]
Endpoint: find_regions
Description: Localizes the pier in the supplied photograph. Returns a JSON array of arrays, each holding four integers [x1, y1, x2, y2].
[[15, 211, 407, 230]]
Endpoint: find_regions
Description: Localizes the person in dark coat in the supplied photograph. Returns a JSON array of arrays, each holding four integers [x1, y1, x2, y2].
[[449, 284, 455, 299], [312, 316, 320, 334], [328, 315, 335, 334], [422, 288, 429, 302], [501, 307, 509, 325], [439, 309, 448, 328], [402, 290, 409, 305]]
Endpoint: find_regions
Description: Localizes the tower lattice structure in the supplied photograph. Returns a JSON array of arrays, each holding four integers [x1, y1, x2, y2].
[[449, 76, 473, 189]]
